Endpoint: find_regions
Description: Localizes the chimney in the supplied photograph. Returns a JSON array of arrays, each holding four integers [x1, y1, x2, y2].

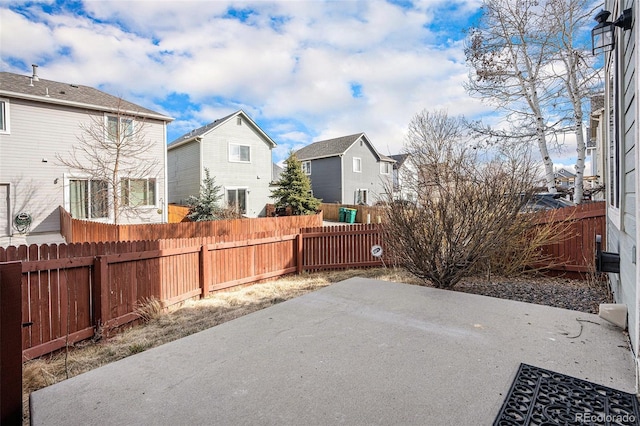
[[32, 64, 39, 82]]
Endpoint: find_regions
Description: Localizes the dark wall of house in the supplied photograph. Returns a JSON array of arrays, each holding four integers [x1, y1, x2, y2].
[[308, 157, 342, 203]]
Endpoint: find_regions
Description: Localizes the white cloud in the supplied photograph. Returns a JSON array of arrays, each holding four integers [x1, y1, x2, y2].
[[3, 0, 497, 162]]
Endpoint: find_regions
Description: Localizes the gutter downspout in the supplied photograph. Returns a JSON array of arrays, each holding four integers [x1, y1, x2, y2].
[[340, 154, 344, 204], [163, 122, 169, 223]]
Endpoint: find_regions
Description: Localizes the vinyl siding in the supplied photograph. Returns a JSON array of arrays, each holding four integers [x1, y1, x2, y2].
[[606, 0, 637, 355], [167, 141, 201, 204], [343, 138, 392, 205], [307, 157, 342, 203], [199, 117, 273, 217], [0, 98, 168, 234]]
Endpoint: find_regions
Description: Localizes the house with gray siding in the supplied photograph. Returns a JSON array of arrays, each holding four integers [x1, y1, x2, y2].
[[0, 66, 172, 246], [295, 133, 395, 205], [167, 110, 276, 217], [597, 0, 639, 386]]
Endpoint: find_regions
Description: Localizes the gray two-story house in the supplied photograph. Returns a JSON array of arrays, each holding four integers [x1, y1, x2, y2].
[[295, 133, 395, 205], [167, 110, 276, 217], [0, 66, 172, 246]]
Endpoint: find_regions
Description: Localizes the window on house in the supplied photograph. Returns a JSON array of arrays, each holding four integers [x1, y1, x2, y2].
[[302, 161, 311, 175], [237, 117, 242, 125], [107, 116, 133, 140], [69, 179, 108, 219], [355, 189, 368, 205], [380, 162, 391, 174], [121, 178, 156, 207], [353, 157, 362, 173], [229, 144, 251, 162], [227, 188, 247, 214], [0, 99, 9, 133]]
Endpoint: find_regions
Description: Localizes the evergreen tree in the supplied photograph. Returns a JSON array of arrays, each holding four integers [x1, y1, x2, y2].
[[271, 153, 321, 215], [186, 168, 224, 221]]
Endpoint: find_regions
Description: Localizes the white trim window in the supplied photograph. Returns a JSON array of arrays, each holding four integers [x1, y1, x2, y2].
[[355, 188, 368, 205], [121, 178, 156, 207], [229, 144, 251, 163], [302, 161, 311, 175], [353, 157, 362, 173], [226, 188, 247, 214], [106, 115, 134, 141], [0, 98, 10, 134], [67, 177, 109, 219], [380, 162, 391, 174]]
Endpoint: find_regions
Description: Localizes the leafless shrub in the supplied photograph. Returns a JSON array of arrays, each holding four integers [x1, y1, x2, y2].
[[383, 109, 541, 289]]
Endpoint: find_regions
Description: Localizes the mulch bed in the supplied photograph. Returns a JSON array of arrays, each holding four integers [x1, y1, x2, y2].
[[454, 275, 612, 314]]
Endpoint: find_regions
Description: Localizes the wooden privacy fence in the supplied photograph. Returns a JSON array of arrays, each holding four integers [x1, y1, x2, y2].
[[0, 224, 386, 361], [533, 201, 606, 275], [319, 203, 387, 223], [59, 206, 323, 243], [168, 204, 191, 223]]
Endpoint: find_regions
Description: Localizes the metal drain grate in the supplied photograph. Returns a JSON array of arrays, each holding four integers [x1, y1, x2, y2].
[[494, 363, 640, 425]]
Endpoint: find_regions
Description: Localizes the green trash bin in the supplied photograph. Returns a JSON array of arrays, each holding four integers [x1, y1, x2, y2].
[[346, 208, 357, 224], [338, 207, 346, 222]]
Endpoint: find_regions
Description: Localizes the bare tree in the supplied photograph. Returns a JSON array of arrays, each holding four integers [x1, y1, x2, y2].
[[545, 0, 599, 203], [57, 100, 158, 224], [465, 0, 597, 200], [383, 110, 541, 289]]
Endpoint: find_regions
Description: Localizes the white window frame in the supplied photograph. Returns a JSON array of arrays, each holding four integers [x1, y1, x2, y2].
[[355, 188, 368, 205], [302, 161, 311, 175], [63, 174, 110, 221], [229, 143, 251, 163], [226, 187, 248, 214], [121, 177, 157, 207], [0, 98, 10, 134], [380, 162, 391, 174], [353, 157, 362, 173], [606, 43, 621, 229], [106, 115, 134, 141]]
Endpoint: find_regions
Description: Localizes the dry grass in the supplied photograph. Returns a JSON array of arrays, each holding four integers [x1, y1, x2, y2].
[[22, 266, 419, 419]]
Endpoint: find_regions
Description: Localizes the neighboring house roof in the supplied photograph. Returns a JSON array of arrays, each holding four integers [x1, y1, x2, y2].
[[295, 133, 395, 163], [0, 70, 173, 122], [389, 154, 410, 169], [554, 168, 576, 179], [168, 110, 276, 150]]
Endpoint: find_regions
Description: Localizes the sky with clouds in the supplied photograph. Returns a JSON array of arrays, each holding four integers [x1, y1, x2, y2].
[[1, 0, 591, 170]]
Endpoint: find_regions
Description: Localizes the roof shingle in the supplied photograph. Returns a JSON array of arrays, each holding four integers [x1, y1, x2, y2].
[[0, 71, 172, 121]]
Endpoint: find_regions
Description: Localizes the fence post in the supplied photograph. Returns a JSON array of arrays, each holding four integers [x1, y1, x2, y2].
[[296, 233, 303, 274], [199, 245, 210, 298], [0, 261, 23, 425], [93, 256, 109, 333]]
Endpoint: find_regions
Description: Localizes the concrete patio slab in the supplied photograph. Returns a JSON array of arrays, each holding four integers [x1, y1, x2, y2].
[[30, 278, 636, 425]]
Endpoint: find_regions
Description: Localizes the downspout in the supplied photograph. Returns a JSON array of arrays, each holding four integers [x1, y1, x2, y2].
[[340, 154, 344, 203], [163, 123, 168, 223]]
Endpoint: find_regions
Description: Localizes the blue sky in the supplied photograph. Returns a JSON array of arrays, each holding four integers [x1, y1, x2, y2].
[[0, 0, 585, 169]]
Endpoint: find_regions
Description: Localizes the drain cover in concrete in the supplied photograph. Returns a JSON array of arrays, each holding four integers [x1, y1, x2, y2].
[[494, 363, 639, 425]]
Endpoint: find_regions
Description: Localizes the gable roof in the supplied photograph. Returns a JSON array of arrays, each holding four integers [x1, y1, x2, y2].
[[0, 71, 172, 122], [168, 110, 276, 150], [554, 168, 576, 179], [389, 154, 410, 169], [296, 133, 395, 163]]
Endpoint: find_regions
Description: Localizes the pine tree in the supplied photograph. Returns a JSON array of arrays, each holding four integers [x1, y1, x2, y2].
[[186, 168, 224, 221], [271, 153, 321, 215]]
